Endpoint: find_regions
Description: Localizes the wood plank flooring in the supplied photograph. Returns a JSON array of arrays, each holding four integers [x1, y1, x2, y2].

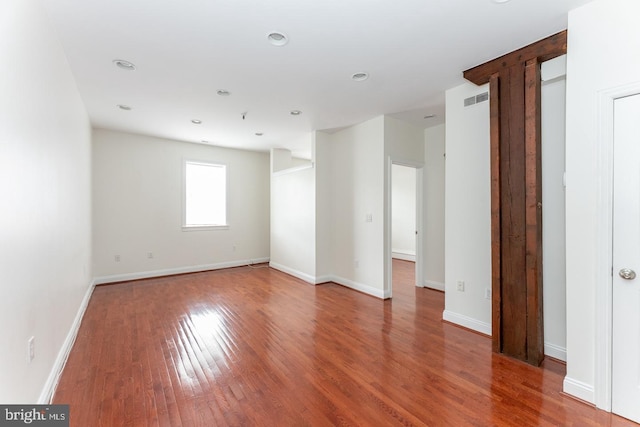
[[53, 260, 638, 426]]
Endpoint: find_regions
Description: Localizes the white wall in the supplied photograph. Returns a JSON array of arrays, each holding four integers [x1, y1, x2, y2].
[[315, 131, 333, 281], [0, 0, 92, 402], [444, 82, 492, 334], [392, 164, 416, 260], [93, 129, 270, 281], [424, 124, 446, 290], [270, 147, 316, 283], [329, 116, 386, 297], [564, 0, 640, 406], [541, 56, 567, 362]]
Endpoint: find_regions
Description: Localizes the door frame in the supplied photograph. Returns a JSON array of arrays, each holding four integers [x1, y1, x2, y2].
[[594, 82, 640, 411], [385, 157, 424, 299]]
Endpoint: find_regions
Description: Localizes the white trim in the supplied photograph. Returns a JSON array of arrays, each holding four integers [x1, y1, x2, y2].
[[271, 163, 313, 177], [314, 275, 332, 285], [386, 157, 425, 298], [183, 159, 228, 229], [594, 82, 640, 411], [331, 275, 386, 299], [424, 280, 445, 292], [544, 342, 567, 362], [39, 280, 96, 404], [94, 258, 270, 285], [442, 310, 491, 336], [269, 262, 317, 285], [563, 376, 595, 405], [392, 251, 416, 262]]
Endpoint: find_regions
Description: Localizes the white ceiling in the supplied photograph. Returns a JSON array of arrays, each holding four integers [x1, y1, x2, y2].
[[42, 0, 591, 158]]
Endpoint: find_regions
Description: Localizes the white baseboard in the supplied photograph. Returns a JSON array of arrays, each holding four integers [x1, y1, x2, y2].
[[269, 262, 317, 285], [544, 342, 567, 362], [94, 258, 270, 285], [563, 376, 595, 404], [39, 279, 96, 404], [391, 251, 416, 262], [314, 275, 333, 285], [424, 280, 445, 291], [330, 275, 385, 299], [442, 310, 492, 336]]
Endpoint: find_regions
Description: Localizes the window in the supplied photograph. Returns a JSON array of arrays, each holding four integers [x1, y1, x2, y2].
[[183, 160, 227, 229]]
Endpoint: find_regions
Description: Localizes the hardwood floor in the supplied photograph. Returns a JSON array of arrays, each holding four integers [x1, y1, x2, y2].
[[54, 260, 638, 426]]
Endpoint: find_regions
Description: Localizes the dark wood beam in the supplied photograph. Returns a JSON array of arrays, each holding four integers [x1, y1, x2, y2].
[[464, 31, 566, 366], [464, 31, 567, 85]]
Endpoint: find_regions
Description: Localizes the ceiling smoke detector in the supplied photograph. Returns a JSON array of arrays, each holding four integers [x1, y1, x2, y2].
[[267, 32, 288, 46], [351, 72, 369, 82], [255, 132, 264, 136], [290, 110, 302, 116], [191, 119, 202, 124], [113, 59, 136, 71], [217, 90, 230, 96]]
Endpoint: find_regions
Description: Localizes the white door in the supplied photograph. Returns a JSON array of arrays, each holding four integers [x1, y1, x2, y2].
[[612, 93, 640, 423]]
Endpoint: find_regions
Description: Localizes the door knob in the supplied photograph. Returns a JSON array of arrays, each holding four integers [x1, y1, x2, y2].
[[619, 268, 636, 280]]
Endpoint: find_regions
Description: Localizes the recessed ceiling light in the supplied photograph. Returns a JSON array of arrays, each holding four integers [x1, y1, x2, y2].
[[290, 110, 302, 116], [255, 132, 264, 136], [424, 114, 436, 119], [352, 72, 369, 82], [113, 59, 136, 71], [217, 90, 231, 96], [267, 32, 288, 46], [201, 140, 209, 144], [116, 104, 132, 110], [191, 119, 202, 124]]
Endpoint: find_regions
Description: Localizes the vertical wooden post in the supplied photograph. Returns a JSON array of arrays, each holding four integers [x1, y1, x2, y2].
[[463, 31, 566, 365]]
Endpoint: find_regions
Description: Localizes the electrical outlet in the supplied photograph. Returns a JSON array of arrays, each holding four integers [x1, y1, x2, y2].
[[365, 214, 373, 223], [27, 337, 35, 364], [485, 288, 491, 300], [232, 245, 237, 252], [457, 281, 465, 292], [114, 255, 120, 262], [147, 252, 153, 259]]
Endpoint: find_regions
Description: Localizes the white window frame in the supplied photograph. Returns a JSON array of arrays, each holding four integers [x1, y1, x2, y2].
[[182, 159, 229, 231]]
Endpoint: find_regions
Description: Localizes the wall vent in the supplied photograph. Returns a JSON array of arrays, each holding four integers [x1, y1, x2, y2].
[[464, 91, 489, 107], [464, 96, 476, 107]]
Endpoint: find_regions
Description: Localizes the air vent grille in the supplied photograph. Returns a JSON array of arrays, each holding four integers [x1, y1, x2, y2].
[[464, 91, 489, 107]]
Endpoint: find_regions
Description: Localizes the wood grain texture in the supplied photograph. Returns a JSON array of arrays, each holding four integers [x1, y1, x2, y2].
[[53, 262, 637, 426], [490, 73, 502, 354], [464, 31, 567, 365], [463, 31, 567, 85], [524, 58, 544, 366]]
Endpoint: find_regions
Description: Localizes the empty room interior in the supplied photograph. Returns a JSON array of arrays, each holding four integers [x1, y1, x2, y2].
[[2, 0, 640, 425]]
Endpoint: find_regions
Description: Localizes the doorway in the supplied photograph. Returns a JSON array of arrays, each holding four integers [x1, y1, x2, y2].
[[389, 163, 422, 297], [611, 93, 640, 423]]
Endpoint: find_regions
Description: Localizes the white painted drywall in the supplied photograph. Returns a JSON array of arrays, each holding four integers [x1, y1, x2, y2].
[[270, 148, 316, 283], [541, 56, 567, 362], [392, 165, 416, 259], [92, 129, 270, 281], [564, 0, 640, 405], [315, 131, 333, 281], [329, 116, 386, 296], [443, 82, 492, 334], [424, 124, 446, 289], [0, 0, 92, 402]]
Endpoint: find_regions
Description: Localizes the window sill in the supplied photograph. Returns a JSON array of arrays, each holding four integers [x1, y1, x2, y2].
[[182, 225, 229, 232]]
